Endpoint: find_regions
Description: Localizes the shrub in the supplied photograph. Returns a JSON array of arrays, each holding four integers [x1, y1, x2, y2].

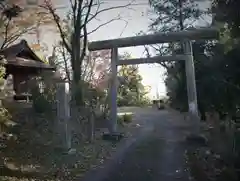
[[31, 85, 54, 113], [123, 114, 133, 123], [0, 107, 11, 123], [0, 107, 12, 132], [117, 113, 133, 125], [0, 59, 12, 132]]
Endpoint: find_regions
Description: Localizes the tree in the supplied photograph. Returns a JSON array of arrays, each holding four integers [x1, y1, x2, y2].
[[87, 50, 111, 91], [53, 39, 111, 97], [213, 0, 240, 38], [147, 0, 208, 66], [147, 0, 207, 112], [0, 0, 53, 49], [149, 0, 240, 120], [0, 1, 18, 168], [41, 0, 134, 106], [117, 52, 149, 106], [0, 1, 21, 48], [149, 0, 206, 32]]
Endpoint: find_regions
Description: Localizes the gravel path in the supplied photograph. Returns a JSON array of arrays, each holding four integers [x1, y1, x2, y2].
[[83, 108, 191, 181]]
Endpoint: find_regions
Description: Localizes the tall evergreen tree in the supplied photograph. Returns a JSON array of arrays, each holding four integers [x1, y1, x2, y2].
[[149, 0, 205, 32], [148, 0, 207, 111], [117, 53, 148, 106], [213, 0, 240, 38]]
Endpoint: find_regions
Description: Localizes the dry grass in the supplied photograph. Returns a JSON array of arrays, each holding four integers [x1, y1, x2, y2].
[[186, 148, 238, 181], [0, 108, 137, 181]]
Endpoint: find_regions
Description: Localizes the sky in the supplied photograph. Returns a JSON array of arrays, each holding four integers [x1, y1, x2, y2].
[[13, 0, 212, 100], [86, 0, 167, 99], [51, 0, 168, 99]]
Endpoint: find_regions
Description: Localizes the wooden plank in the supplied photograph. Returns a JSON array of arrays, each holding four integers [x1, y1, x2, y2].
[[88, 27, 219, 51], [117, 55, 186, 65]]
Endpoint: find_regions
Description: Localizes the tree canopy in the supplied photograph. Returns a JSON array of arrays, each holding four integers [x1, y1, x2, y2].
[[148, 0, 240, 120], [117, 53, 149, 107], [213, 0, 240, 37]]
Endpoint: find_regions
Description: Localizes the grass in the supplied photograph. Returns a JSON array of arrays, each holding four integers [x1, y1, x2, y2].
[[1, 132, 121, 181]]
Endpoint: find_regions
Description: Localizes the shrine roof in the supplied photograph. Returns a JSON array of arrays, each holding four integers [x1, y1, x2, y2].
[[0, 40, 55, 70]]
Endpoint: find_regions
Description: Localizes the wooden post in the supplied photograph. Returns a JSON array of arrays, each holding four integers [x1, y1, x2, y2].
[[184, 41, 200, 133], [56, 82, 71, 149], [110, 47, 118, 133]]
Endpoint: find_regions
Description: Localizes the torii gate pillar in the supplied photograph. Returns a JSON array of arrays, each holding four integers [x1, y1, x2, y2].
[[184, 41, 200, 133], [110, 47, 118, 133]]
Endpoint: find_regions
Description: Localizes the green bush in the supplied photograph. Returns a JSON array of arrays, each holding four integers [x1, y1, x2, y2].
[[31, 85, 54, 113], [123, 114, 133, 123], [32, 95, 51, 113], [117, 93, 150, 107], [117, 114, 133, 125], [0, 107, 11, 127]]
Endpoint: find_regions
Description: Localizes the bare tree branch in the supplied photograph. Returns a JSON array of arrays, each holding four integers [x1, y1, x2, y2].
[[86, 16, 121, 36], [81, 0, 137, 30], [119, 19, 129, 37], [1, 18, 11, 49], [81, 1, 101, 12], [69, 0, 77, 13], [79, 0, 94, 62], [69, 0, 77, 25], [41, 1, 71, 53]]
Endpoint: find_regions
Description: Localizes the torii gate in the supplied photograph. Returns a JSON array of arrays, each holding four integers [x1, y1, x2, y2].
[[88, 27, 219, 135]]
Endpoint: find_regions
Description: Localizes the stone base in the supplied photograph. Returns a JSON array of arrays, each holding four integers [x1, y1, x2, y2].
[[102, 132, 124, 142]]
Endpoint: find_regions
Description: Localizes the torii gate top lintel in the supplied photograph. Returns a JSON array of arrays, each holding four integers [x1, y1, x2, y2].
[[88, 27, 219, 51]]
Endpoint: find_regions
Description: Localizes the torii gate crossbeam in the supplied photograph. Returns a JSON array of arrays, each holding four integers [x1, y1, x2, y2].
[[88, 27, 219, 135], [88, 27, 218, 50], [117, 55, 186, 65]]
